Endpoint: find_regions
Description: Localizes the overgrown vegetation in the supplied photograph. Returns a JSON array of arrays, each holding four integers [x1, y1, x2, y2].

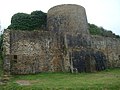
[[0, 34, 3, 57], [88, 23, 120, 38], [8, 11, 47, 30], [0, 34, 3, 76], [0, 69, 120, 90]]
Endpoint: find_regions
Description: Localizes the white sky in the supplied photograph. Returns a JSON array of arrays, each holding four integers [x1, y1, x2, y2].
[[0, 0, 120, 35]]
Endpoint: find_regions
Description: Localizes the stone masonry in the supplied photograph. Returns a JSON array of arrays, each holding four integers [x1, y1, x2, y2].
[[3, 4, 120, 74]]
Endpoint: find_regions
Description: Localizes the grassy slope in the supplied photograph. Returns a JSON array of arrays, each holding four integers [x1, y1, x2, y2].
[[0, 69, 120, 90]]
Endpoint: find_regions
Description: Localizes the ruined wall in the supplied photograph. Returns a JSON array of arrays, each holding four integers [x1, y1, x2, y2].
[[3, 4, 120, 75], [91, 35, 120, 68], [3, 30, 65, 74], [3, 30, 11, 75]]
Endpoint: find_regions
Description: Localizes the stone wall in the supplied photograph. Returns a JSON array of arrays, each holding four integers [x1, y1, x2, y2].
[[91, 35, 120, 68], [47, 4, 89, 35], [4, 30, 65, 74], [3, 30, 11, 75]]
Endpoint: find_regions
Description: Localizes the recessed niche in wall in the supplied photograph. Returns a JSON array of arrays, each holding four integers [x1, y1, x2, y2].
[[14, 55, 17, 59]]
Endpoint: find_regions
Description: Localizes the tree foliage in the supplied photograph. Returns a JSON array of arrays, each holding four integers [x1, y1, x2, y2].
[[30, 11, 47, 30], [0, 34, 3, 59], [8, 11, 47, 30], [88, 23, 120, 38]]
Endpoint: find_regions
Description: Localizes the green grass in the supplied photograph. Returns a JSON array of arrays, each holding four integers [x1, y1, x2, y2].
[[0, 68, 120, 90]]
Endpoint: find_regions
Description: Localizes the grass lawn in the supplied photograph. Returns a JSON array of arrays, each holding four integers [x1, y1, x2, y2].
[[0, 68, 120, 90]]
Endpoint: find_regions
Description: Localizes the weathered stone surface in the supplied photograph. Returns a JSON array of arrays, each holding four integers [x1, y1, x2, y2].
[[91, 35, 120, 68], [2, 30, 11, 75], [47, 4, 92, 72], [2, 4, 120, 75], [47, 4, 89, 35], [9, 30, 64, 74]]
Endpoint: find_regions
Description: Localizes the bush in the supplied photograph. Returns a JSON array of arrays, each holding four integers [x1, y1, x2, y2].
[[88, 23, 120, 38]]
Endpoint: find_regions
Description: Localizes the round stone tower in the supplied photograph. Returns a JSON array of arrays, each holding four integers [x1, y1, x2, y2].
[[47, 4, 91, 72], [47, 4, 89, 35]]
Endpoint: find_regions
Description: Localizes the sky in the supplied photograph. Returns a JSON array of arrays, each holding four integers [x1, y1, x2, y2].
[[0, 0, 120, 35]]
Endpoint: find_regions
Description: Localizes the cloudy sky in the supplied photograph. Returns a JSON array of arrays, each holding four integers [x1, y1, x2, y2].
[[0, 0, 120, 35]]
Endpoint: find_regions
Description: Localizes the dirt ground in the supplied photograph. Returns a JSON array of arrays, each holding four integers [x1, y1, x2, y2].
[[16, 80, 39, 86]]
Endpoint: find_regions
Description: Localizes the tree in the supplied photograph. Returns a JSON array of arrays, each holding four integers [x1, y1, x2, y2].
[[8, 13, 32, 30], [8, 10, 47, 30], [31, 11, 47, 29]]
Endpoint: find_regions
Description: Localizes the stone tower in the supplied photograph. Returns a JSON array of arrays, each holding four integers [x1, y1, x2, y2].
[[47, 4, 89, 35], [47, 4, 92, 72]]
